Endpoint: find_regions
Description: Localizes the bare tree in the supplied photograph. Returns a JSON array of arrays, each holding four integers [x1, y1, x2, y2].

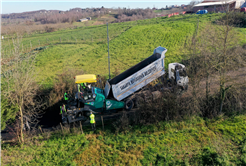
[[186, 10, 246, 116], [189, 0, 201, 5], [183, 9, 246, 117], [184, 19, 203, 115], [186, 0, 202, 11], [2, 36, 45, 143], [209, 11, 245, 114]]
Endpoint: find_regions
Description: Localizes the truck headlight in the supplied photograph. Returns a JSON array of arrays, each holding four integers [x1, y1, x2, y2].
[[93, 94, 96, 98], [84, 96, 88, 100]]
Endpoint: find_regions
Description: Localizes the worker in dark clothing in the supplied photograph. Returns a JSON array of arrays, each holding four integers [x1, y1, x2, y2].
[[60, 104, 67, 123], [90, 111, 96, 131], [64, 92, 69, 104]]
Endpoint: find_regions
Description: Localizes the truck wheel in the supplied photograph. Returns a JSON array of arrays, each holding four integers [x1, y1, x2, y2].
[[125, 100, 134, 111]]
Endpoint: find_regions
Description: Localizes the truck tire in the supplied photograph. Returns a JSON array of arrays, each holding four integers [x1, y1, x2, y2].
[[125, 99, 134, 111]]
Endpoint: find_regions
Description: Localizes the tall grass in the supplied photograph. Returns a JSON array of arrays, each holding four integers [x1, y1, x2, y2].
[[2, 114, 246, 165]]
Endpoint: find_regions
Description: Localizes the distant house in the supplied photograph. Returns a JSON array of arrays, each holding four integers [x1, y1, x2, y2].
[[193, 0, 245, 13], [77, 18, 88, 22]]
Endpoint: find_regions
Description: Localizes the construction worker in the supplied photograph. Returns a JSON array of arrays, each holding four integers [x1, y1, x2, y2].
[[90, 111, 96, 131], [60, 106, 62, 115], [81, 82, 87, 91], [78, 83, 81, 92], [64, 92, 69, 104], [60, 104, 67, 115], [78, 83, 87, 93]]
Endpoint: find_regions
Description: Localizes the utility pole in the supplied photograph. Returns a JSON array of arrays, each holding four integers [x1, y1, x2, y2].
[[107, 22, 111, 80]]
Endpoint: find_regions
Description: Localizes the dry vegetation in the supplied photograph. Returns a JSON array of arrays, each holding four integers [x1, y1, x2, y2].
[[1, 23, 80, 36], [1, 6, 186, 36]]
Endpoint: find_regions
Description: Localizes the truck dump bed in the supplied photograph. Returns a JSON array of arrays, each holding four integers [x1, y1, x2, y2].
[[104, 46, 167, 101], [109, 53, 162, 85]]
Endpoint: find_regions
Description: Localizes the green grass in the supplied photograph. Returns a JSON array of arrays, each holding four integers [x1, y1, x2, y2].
[[2, 114, 246, 165], [154, 10, 164, 13], [2, 13, 223, 87]]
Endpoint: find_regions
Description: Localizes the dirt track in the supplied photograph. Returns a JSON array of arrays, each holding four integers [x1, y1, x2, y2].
[[184, 67, 246, 98]]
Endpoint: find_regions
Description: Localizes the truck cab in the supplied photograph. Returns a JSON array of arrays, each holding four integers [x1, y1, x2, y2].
[[168, 63, 189, 90]]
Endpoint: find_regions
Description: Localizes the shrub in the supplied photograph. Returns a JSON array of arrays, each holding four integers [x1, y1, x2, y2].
[[191, 147, 230, 165], [217, 12, 246, 28], [45, 26, 55, 33]]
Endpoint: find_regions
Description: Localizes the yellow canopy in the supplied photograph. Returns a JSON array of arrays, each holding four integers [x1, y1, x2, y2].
[[75, 74, 97, 84]]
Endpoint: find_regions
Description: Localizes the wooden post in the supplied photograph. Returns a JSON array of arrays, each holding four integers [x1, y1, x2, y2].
[[39, 126, 43, 134], [60, 37, 61, 43], [101, 116, 104, 131], [79, 121, 83, 134], [60, 122, 64, 134], [38, 40, 40, 46]]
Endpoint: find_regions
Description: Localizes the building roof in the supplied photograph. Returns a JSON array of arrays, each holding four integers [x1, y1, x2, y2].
[[194, 0, 236, 7]]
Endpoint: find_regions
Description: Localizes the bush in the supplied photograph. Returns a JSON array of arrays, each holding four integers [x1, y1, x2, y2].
[[217, 12, 246, 28], [191, 147, 230, 165], [45, 26, 55, 33]]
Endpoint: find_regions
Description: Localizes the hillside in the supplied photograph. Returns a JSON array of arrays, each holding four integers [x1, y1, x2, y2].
[[2, 13, 223, 87]]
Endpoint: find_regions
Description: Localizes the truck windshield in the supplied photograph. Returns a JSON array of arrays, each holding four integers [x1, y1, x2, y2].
[[179, 69, 187, 77]]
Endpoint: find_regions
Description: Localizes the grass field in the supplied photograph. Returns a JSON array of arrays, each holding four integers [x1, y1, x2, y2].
[[2, 114, 246, 165], [2, 13, 226, 87]]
